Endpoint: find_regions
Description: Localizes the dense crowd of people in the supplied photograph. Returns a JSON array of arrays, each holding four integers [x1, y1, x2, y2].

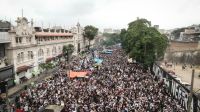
[[13, 47, 186, 112]]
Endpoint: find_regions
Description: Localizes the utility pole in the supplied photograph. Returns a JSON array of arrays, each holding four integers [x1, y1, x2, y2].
[[5, 84, 9, 112], [187, 69, 195, 112]]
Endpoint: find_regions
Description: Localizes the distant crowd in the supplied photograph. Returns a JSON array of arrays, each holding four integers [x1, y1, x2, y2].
[[12, 46, 186, 112]]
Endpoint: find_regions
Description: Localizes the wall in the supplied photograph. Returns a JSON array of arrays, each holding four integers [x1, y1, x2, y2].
[[153, 64, 200, 112]]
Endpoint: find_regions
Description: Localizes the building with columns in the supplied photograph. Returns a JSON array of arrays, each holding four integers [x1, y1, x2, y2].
[[3, 17, 85, 84]]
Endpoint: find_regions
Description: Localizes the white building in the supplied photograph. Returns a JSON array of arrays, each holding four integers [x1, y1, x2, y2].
[[5, 17, 85, 84]]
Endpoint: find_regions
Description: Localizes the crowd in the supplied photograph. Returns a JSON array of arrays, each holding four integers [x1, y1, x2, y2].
[[12, 47, 186, 112]]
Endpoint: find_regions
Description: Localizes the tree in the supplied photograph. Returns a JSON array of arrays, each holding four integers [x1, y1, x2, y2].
[[83, 25, 98, 49], [63, 44, 75, 62], [121, 18, 168, 69]]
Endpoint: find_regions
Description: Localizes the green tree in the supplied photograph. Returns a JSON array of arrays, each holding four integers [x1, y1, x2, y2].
[[83, 25, 98, 49], [63, 44, 75, 62], [121, 18, 168, 69]]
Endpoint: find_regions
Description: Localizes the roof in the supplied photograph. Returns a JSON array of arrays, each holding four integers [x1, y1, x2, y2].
[[0, 20, 11, 29], [46, 57, 55, 63], [35, 32, 73, 37]]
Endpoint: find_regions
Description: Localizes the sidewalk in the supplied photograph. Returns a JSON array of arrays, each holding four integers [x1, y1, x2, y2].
[[1, 67, 58, 98]]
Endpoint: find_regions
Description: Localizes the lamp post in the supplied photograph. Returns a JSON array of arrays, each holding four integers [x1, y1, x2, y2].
[[187, 69, 195, 112]]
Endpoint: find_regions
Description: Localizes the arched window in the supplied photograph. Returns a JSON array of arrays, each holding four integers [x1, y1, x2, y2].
[[52, 47, 57, 55], [38, 49, 44, 57], [21, 52, 24, 62], [17, 53, 20, 62], [17, 52, 24, 63], [47, 48, 50, 56], [28, 51, 34, 60]]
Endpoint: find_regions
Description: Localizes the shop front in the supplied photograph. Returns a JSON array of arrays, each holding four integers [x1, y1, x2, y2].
[[0, 65, 14, 94]]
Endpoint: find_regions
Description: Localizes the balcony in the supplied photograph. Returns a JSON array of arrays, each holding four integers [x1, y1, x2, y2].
[[0, 32, 11, 43]]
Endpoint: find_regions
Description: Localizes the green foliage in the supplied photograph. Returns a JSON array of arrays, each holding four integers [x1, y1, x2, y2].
[[121, 18, 168, 69], [83, 25, 98, 48], [39, 62, 53, 71], [63, 44, 75, 56], [101, 33, 121, 46], [63, 44, 74, 62]]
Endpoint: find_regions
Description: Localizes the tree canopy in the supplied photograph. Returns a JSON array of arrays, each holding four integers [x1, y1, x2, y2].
[[121, 18, 168, 69], [63, 44, 74, 55], [83, 25, 98, 48], [63, 44, 75, 61]]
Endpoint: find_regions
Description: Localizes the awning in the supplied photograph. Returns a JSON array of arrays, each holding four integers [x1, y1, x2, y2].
[[46, 57, 55, 63], [57, 53, 63, 57], [16, 65, 31, 74]]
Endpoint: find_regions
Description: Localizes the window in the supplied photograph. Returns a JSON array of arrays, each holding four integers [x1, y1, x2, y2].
[[38, 49, 44, 57], [52, 47, 57, 55], [16, 37, 22, 44], [17, 54, 20, 62], [28, 51, 34, 60], [17, 52, 24, 63], [47, 48, 50, 56], [21, 52, 24, 62]]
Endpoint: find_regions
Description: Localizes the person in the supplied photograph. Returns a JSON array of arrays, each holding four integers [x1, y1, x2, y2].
[[14, 46, 186, 112]]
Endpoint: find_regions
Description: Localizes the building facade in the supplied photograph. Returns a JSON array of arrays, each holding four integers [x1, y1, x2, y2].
[[4, 17, 85, 84], [0, 21, 14, 93]]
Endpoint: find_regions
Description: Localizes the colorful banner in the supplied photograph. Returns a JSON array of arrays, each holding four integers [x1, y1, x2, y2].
[[69, 70, 92, 78]]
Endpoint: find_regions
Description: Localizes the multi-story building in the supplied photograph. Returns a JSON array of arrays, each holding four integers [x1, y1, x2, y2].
[[4, 17, 85, 84], [180, 28, 200, 42], [0, 21, 14, 93]]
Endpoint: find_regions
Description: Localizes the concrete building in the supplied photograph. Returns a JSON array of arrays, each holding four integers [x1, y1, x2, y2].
[[0, 21, 15, 93], [2, 17, 85, 84], [180, 28, 200, 42]]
